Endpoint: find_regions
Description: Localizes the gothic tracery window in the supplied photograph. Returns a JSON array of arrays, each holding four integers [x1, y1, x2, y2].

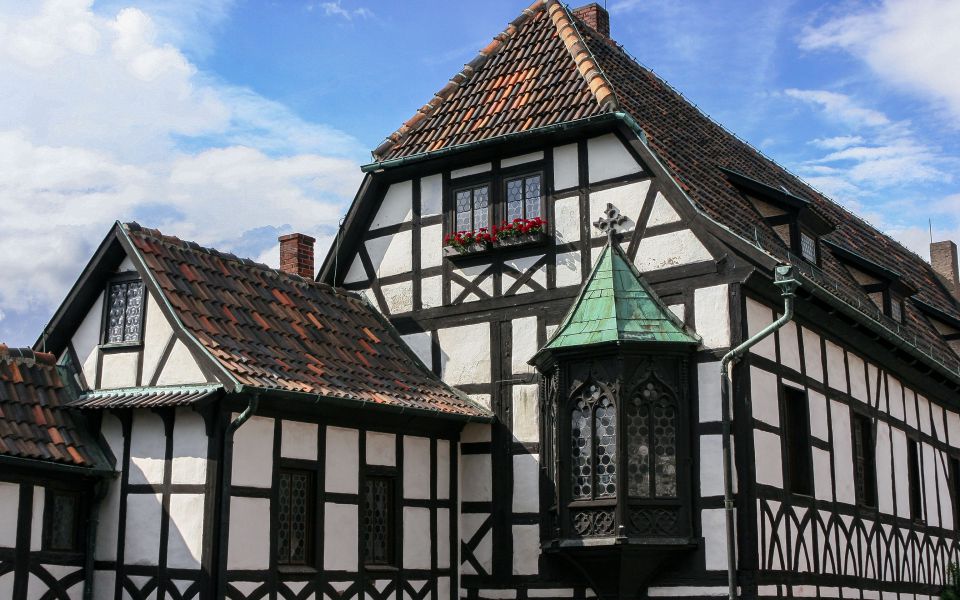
[[570, 383, 617, 500], [627, 379, 678, 498]]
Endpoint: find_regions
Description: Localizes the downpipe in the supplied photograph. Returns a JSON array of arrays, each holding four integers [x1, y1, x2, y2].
[[720, 265, 800, 600], [82, 478, 111, 600]]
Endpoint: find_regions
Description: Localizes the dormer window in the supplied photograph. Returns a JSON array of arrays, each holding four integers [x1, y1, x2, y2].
[[103, 278, 145, 345], [800, 230, 817, 264], [889, 295, 904, 323], [825, 240, 915, 323]]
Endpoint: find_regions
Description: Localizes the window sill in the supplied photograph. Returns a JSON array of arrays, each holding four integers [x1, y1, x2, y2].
[[443, 232, 548, 260], [99, 341, 143, 352], [277, 565, 317, 574], [364, 564, 399, 573]]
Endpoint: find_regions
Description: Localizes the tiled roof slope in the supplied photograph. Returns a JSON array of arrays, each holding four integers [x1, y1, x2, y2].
[[0, 345, 106, 468], [123, 224, 490, 419], [372, 0, 615, 160], [578, 25, 960, 360]]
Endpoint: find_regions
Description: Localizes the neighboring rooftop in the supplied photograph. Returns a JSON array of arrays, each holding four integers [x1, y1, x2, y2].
[[123, 223, 490, 419], [0, 345, 109, 470]]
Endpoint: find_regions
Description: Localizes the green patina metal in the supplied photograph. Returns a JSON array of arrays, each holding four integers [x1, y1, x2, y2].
[[545, 241, 699, 349]]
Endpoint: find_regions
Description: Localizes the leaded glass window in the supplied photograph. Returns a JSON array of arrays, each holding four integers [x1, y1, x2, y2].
[[570, 384, 615, 500], [505, 174, 542, 222], [454, 184, 490, 232], [853, 413, 877, 508], [363, 476, 395, 565], [277, 469, 314, 565], [627, 380, 678, 498], [44, 491, 79, 551], [800, 231, 817, 263], [889, 296, 903, 322], [104, 280, 145, 344]]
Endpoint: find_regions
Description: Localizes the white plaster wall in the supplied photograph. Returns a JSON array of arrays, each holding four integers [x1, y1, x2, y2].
[[421, 276, 442, 309], [371, 180, 412, 230], [462, 424, 491, 443], [502, 151, 543, 168], [807, 389, 829, 442], [436, 439, 450, 500], [745, 298, 775, 361], [812, 447, 832, 501], [512, 525, 540, 575], [553, 144, 578, 190], [281, 420, 318, 461], [71, 291, 104, 386], [512, 453, 539, 512], [461, 454, 492, 501], [461, 513, 492, 575], [702, 508, 731, 571], [848, 353, 868, 403], [421, 174, 443, 217], [129, 410, 166, 485], [365, 231, 413, 278], [553, 196, 580, 245], [99, 351, 139, 389], [555, 251, 581, 288], [587, 134, 642, 183], [0, 571, 12, 600], [403, 436, 431, 500], [801, 328, 822, 382], [646, 192, 680, 227], [421, 224, 443, 270], [779, 322, 801, 373], [503, 255, 547, 291], [124, 493, 162, 565], [403, 507, 431, 569], [750, 366, 779, 427], [166, 493, 205, 569], [753, 430, 783, 487], [694, 285, 729, 349], [155, 340, 207, 386], [888, 377, 905, 422], [511, 317, 538, 375], [227, 497, 270, 569], [96, 476, 122, 561], [921, 443, 939, 527], [232, 415, 274, 488], [400, 331, 432, 372], [438, 322, 490, 386], [436, 507, 450, 568], [918, 395, 932, 435], [323, 503, 358, 570], [824, 341, 847, 394], [875, 421, 894, 514], [830, 401, 855, 505], [891, 427, 910, 519], [343, 256, 367, 285], [366, 431, 396, 466], [697, 361, 722, 422], [171, 409, 207, 485], [451, 163, 491, 179], [948, 410, 960, 447], [699, 435, 725, 497], [589, 180, 649, 239], [512, 385, 539, 443], [140, 295, 173, 385], [325, 426, 359, 494], [0, 482, 18, 547], [381, 280, 414, 314]]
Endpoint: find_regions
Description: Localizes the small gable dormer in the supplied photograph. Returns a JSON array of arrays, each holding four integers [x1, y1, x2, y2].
[[825, 240, 917, 323], [722, 167, 833, 265], [913, 298, 960, 355]]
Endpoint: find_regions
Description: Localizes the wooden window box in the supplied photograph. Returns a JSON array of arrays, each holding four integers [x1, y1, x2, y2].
[[442, 232, 547, 259]]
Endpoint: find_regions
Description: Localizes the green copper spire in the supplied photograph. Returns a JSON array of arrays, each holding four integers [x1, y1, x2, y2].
[[544, 241, 699, 350]]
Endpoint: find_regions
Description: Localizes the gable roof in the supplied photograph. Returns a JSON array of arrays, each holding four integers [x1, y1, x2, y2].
[[543, 241, 698, 351], [364, 0, 960, 376], [120, 224, 489, 420], [0, 345, 110, 472]]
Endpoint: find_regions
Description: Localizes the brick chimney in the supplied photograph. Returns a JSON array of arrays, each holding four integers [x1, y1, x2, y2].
[[279, 233, 316, 279], [573, 3, 610, 38], [931, 240, 960, 297]]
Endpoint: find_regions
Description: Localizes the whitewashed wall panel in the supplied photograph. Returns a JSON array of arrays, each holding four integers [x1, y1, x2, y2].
[[232, 415, 274, 488], [0, 482, 18, 547], [325, 426, 359, 494], [586, 133, 641, 183]]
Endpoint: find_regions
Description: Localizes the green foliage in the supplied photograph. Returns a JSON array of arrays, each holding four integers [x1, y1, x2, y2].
[[943, 562, 960, 600]]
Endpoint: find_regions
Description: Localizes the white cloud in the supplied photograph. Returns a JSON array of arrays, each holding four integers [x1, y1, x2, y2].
[[811, 135, 864, 150], [800, 0, 960, 121], [310, 1, 373, 21], [784, 89, 890, 128], [0, 0, 364, 343]]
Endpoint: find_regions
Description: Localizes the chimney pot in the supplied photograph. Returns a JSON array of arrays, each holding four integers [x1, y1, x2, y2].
[[279, 233, 316, 279], [572, 3, 610, 38], [931, 240, 960, 298]]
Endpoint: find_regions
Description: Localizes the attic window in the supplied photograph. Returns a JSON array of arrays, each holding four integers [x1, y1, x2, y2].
[[103, 279, 145, 345], [800, 231, 817, 263], [890, 296, 903, 323]]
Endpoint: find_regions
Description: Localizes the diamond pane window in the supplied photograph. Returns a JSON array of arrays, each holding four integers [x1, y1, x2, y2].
[[277, 469, 314, 565], [504, 174, 543, 222], [44, 491, 80, 551], [628, 380, 678, 498], [570, 384, 616, 501], [363, 476, 395, 565], [454, 184, 490, 233], [890, 297, 903, 322], [595, 396, 617, 497], [104, 280, 146, 344], [800, 231, 817, 263], [571, 398, 593, 499]]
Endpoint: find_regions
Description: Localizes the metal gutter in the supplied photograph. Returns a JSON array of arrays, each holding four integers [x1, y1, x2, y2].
[[719, 265, 800, 600], [0, 454, 116, 478]]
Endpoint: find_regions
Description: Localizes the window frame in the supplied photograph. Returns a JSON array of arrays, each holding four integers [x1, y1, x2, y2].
[[42, 488, 83, 553], [851, 412, 878, 509], [275, 467, 317, 567], [451, 182, 492, 235], [907, 438, 924, 522], [782, 385, 813, 496], [361, 470, 398, 568], [798, 228, 818, 264], [626, 378, 679, 500], [568, 382, 618, 504], [445, 166, 547, 243], [950, 455, 960, 526], [100, 272, 147, 348], [502, 172, 545, 223]]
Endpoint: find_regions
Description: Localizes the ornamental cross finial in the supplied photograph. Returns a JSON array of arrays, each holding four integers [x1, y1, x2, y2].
[[593, 203, 626, 242]]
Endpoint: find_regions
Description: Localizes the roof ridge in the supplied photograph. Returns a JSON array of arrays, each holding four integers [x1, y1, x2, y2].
[[372, 0, 547, 160], [546, 1, 618, 111], [124, 222, 356, 300], [0, 344, 56, 366]]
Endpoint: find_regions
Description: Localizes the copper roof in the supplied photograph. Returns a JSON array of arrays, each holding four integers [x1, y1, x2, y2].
[[122, 224, 490, 419], [0, 345, 108, 469], [72, 384, 223, 409]]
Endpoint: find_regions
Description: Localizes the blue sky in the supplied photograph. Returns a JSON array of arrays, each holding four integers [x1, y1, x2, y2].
[[1, 0, 958, 346]]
